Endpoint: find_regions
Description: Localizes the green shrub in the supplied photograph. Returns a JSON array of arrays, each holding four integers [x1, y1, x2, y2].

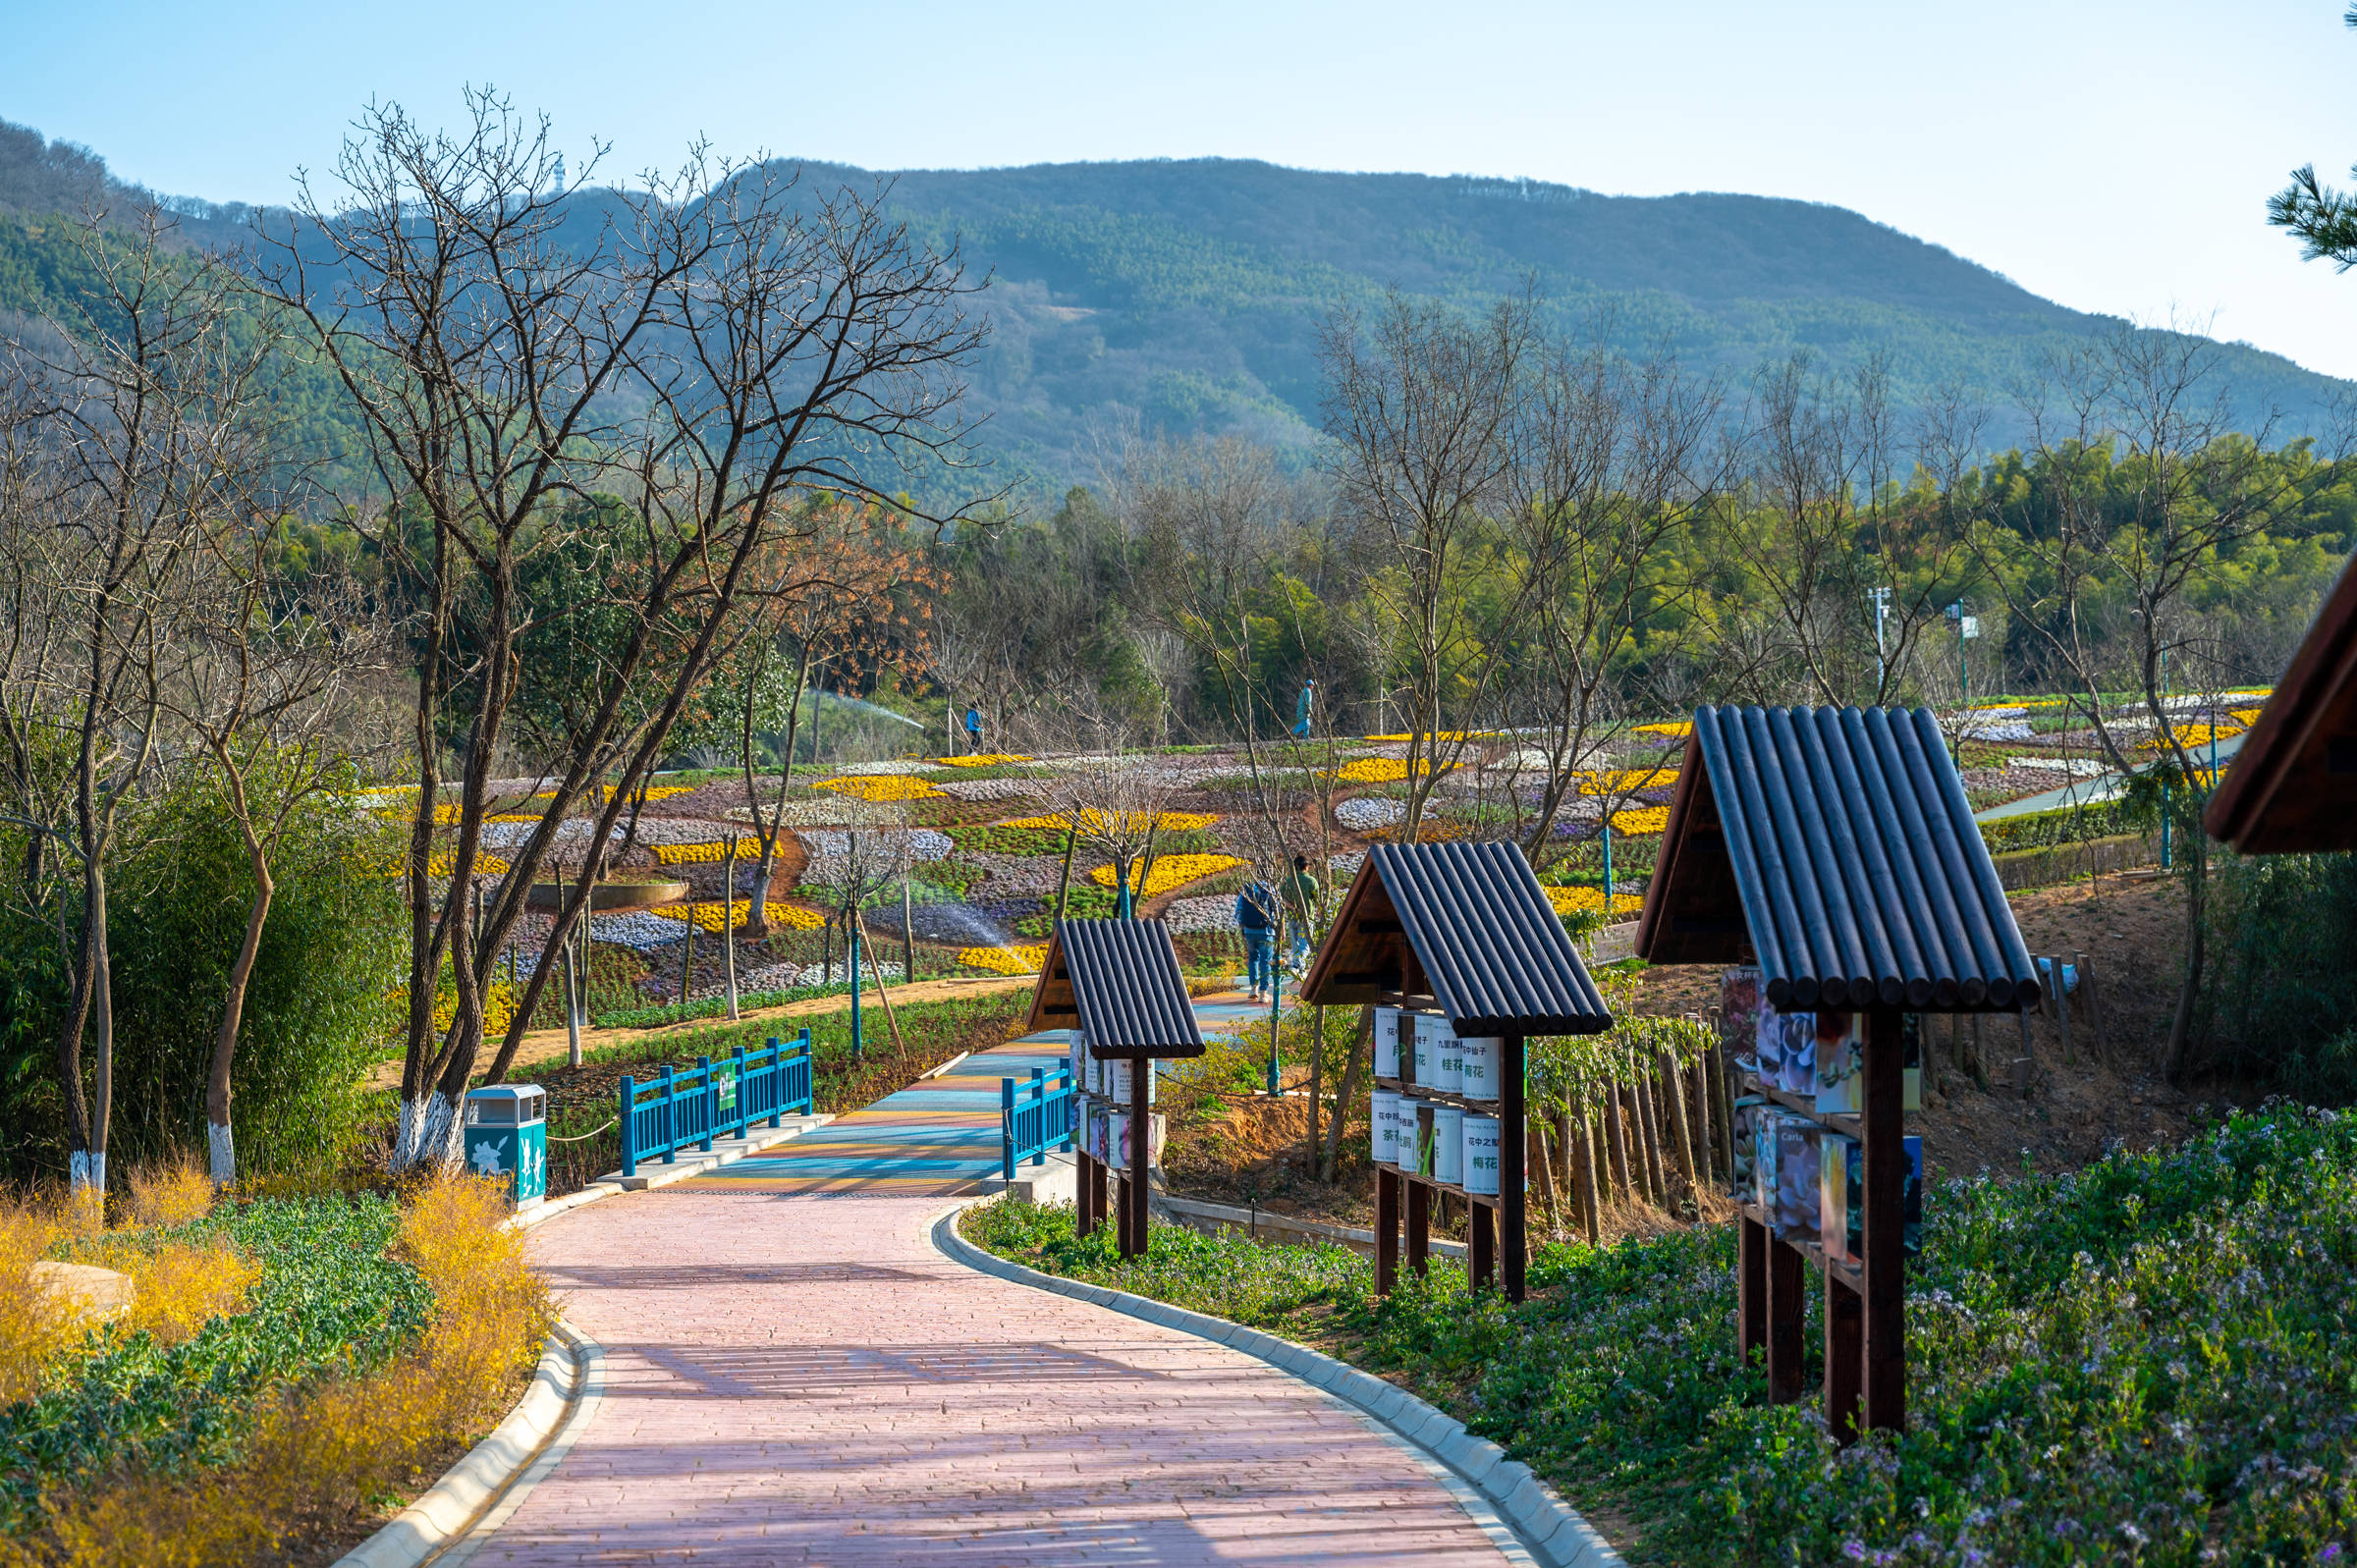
[[970, 1107, 2357, 1566], [0, 772, 403, 1184], [2199, 848, 2357, 1096]]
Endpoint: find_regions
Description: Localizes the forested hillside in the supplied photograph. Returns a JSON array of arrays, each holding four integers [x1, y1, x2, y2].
[[3, 116, 2348, 495], [804, 157, 2353, 487]]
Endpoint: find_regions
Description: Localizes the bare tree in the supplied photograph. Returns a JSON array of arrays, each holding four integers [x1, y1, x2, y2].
[[1320, 290, 1541, 838], [249, 93, 987, 1168], [1975, 319, 2327, 1076], [3, 207, 270, 1201], [160, 507, 387, 1186]]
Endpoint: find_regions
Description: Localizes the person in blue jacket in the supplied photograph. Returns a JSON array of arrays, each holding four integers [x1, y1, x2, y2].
[[1235, 877, 1279, 1000], [1291, 678, 1315, 739], [963, 702, 983, 754]]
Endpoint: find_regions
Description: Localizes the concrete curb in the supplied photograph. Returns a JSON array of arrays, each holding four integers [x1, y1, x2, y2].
[[331, 1319, 601, 1568], [931, 1206, 1624, 1568]]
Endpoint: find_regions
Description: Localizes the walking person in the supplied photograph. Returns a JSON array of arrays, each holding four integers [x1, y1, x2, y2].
[[963, 701, 983, 755], [1291, 678, 1315, 739], [1235, 876, 1279, 1001]]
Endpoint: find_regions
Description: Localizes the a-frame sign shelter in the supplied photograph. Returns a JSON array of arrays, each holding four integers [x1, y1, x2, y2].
[[2207, 551, 2357, 853], [1024, 918, 1204, 1258], [1301, 840, 1612, 1302], [1637, 704, 2039, 1440]]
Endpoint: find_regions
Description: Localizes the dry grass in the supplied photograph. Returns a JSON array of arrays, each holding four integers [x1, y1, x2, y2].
[[0, 1175, 552, 1568], [0, 1203, 75, 1408]]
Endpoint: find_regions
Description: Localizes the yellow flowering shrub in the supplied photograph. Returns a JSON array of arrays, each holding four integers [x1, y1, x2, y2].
[[1000, 810, 1218, 833], [1546, 884, 1645, 918], [814, 775, 946, 802], [935, 753, 1032, 767], [1360, 731, 1499, 742], [1633, 721, 1692, 737], [1607, 805, 1670, 836], [1329, 757, 1437, 784], [1571, 766, 1677, 795], [1088, 853, 1247, 897], [959, 944, 1047, 975], [653, 836, 765, 864], [0, 1204, 75, 1407], [530, 784, 694, 803], [2141, 721, 2250, 752], [431, 978, 519, 1039], [649, 899, 828, 933]]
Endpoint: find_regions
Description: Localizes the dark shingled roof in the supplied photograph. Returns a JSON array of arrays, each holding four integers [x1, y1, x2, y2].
[[1022, 919, 1206, 1058], [1299, 840, 1612, 1036], [2206, 551, 2357, 853], [1636, 705, 2042, 1012]]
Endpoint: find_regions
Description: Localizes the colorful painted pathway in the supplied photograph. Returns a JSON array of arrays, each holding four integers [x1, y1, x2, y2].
[[673, 992, 1271, 1197], [458, 989, 1527, 1565]]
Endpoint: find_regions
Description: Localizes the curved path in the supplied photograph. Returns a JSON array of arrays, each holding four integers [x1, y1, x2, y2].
[[464, 1189, 1520, 1565]]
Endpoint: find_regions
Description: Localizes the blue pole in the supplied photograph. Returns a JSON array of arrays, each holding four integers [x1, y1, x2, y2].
[[619, 1074, 635, 1178], [1001, 1076, 1016, 1180], [1029, 1067, 1047, 1166], [1267, 910, 1283, 1096], [850, 915, 862, 1060], [766, 1036, 784, 1128], [1603, 822, 1615, 914], [2162, 782, 2172, 870], [697, 1054, 715, 1151], [660, 1063, 676, 1163]]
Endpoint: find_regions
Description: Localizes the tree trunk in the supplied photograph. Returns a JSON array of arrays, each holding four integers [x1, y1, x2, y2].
[[1634, 1077, 1668, 1207], [208, 829, 276, 1189], [1053, 826, 1077, 921], [1658, 1051, 1698, 1197], [1570, 1101, 1602, 1245], [1321, 1006, 1370, 1182], [1530, 1122, 1563, 1239], [1604, 1080, 1633, 1203]]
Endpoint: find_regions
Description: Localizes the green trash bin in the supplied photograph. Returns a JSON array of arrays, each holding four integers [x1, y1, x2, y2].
[[463, 1085, 547, 1210]]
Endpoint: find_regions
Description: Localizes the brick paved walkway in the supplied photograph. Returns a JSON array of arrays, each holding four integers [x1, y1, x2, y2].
[[468, 1189, 1520, 1564]]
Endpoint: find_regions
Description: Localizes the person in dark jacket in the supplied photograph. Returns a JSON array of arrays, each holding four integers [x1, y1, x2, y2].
[[1235, 878, 1279, 1000]]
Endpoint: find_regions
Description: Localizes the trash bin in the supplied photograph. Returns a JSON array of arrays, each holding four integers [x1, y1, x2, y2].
[[463, 1085, 547, 1209]]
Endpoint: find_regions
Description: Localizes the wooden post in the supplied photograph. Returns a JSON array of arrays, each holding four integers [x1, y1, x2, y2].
[[1863, 1004, 1906, 1433], [1502, 1035, 1527, 1301], [1469, 1200, 1496, 1290], [1113, 1170, 1131, 1255], [1604, 1082, 1633, 1202], [1765, 1235, 1805, 1404], [1572, 1104, 1602, 1246], [2050, 955, 2074, 1063], [1634, 1077, 1668, 1207], [1405, 1179, 1431, 1277], [1376, 1165, 1400, 1295], [2075, 950, 2110, 1063], [1075, 1152, 1098, 1238], [1124, 1055, 1151, 1259], [1825, 1269, 1862, 1444], [1737, 1214, 1768, 1367]]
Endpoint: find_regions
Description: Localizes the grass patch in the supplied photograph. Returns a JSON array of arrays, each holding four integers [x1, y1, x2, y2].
[[964, 1107, 2357, 1566]]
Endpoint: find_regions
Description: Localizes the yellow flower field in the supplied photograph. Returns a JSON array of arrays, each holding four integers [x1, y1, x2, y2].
[[959, 943, 1047, 975], [1633, 721, 1692, 737], [1607, 805, 1670, 836], [1329, 757, 1438, 784], [1088, 853, 1247, 897], [648, 900, 828, 933], [1545, 885, 1645, 919], [653, 837, 767, 865], [1360, 731, 1501, 742], [1000, 809, 1219, 834], [935, 753, 1032, 767], [813, 775, 947, 802]]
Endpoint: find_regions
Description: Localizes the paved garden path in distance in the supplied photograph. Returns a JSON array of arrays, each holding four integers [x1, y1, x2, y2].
[[463, 1013, 1523, 1565]]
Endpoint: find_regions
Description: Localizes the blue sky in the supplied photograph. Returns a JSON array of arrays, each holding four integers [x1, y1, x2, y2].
[[10, 0, 2357, 376]]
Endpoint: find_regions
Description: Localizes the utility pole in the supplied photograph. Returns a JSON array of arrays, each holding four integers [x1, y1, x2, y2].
[[1867, 586, 1891, 694]]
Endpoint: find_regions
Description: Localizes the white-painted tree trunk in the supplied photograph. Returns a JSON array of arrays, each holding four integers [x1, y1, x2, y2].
[[392, 1091, 466, 1174], [207, 1121, 235, 1188], [68, 1149, 104, 1194]]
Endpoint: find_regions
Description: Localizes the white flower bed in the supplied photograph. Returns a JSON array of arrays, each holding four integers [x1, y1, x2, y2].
[[1163, 894, 1240, 933], [933, 777, 1039, 802], [1486, 749, 1556, 773], [1963, 721, 2034, 741], [1336, 796, 1405, 831], [588, 910, 697, 951], [1329, 850, 1366, 879], [2008, 755, 2109, 778], [965, 853, 1067, 895], [795, 827, 952, 864], [827, 758, 934, 776]]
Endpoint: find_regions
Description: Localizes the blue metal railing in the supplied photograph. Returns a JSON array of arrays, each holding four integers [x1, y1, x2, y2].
[[1002, 1063, 1076, 1179], [619, 1029, 814, 1177]]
